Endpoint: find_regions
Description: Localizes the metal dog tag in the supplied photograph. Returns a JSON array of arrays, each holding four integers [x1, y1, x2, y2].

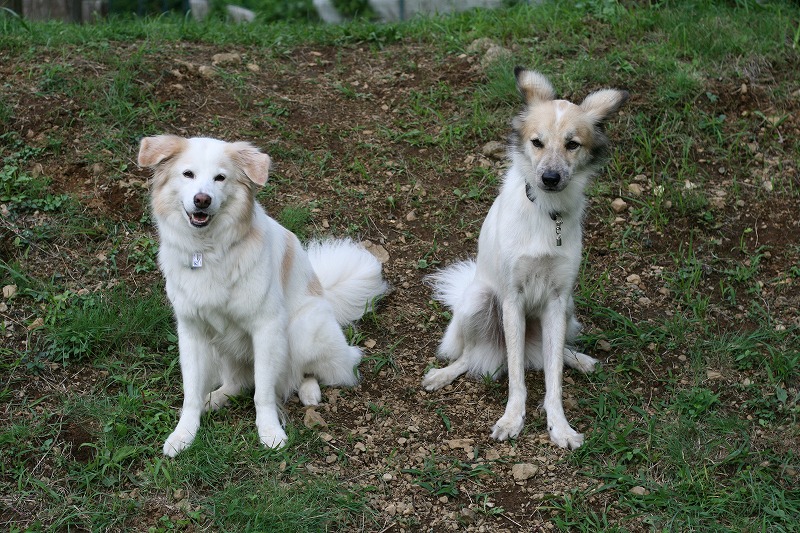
[[191, 252, 203, 269]]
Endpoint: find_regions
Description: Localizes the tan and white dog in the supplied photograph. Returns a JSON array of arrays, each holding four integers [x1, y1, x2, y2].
[[423, 69, 628, 449], [138, 135, 387, 457]]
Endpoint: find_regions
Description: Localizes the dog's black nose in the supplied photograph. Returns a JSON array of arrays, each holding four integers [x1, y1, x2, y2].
[[542, 171, 561, 188], [194, 193, 212, 209]]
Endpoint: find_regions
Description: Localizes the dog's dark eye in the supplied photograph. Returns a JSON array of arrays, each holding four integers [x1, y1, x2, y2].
[[531, 139, 544, 149], [565, 140, 581, 151], [214, 174, 226, 182], [183, 170, 195, 179]]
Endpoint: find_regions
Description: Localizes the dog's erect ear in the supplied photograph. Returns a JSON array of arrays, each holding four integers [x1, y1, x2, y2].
[[579, 89, 629, 125], [228, 142, 271, 186], [514, 67, 556, 105], [137, 135, 187, 168]]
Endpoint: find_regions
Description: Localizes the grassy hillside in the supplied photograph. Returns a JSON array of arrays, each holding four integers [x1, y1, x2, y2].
[[1, 1, 799, 530]]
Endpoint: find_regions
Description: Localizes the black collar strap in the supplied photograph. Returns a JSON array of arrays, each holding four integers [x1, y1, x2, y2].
[[525, 183, 560, 221]]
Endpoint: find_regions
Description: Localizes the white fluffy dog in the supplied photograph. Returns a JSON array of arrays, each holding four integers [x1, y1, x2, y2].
[[423, 69, 628, 449], [138, 135, 387, 457]]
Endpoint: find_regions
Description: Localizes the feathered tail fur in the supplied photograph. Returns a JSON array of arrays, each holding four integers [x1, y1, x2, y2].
[[306, 239, 388, 325]]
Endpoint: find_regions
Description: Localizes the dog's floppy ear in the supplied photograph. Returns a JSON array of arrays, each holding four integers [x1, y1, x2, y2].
[[228, 142, 271, 186], [514, 67, 556, 104], [137, 135, 187, 168], [579, 89, 629, 125]]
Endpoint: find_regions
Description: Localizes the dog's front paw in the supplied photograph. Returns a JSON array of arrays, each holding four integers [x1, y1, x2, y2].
[[163, 427, 196, 457], [259, 426, 288, 449], [422, 367, 453, 391], [549, 423, 584, 450], [491, 413, 525, 441]]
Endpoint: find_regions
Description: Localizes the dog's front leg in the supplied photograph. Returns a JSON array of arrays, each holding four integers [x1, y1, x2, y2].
[[252, 320, 289, 449], [164, 319, 215, 457], [491, 296, 527, 441], [542, 295, 584, 449]]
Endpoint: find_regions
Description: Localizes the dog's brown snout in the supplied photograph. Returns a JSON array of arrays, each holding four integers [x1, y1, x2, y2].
[[194, 193, 212, 209], [542, 171, 561, 188]]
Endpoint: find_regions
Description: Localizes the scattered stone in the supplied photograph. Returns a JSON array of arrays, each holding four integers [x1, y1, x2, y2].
[[626, 274, 641, 285], [743, 378, 752, 386], [611, 198, 628, 213], [511, 463, 539, 481], [364, 339, 377, 349], [629, 486, 650, 496], [382, 472, 393, 481], [596, 339, 612, 352], [3, 285, 17, 299], [627, 183, 644, 196], [706, 370, 723, 380], [361, 240, 390, 263], [446, 438, 474, 450], [762, 181, 773, 192], [406, 210, 417, 222], [481, 141, 506, 160], [246, 63, 260, 73], [303, 408, 327, 428], [481, 45, 511, 68], [27, 317, 44, 331], [212, 53, 242, 66], [684, 180, 697, 190], [484, 449, 500, 461], [466, 37, 498, 54], [198, 65, 216, 79], [173, 489, 186, 501]]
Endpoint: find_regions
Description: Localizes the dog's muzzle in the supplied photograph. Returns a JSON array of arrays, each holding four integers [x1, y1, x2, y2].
[[186, 210, 212, 228]]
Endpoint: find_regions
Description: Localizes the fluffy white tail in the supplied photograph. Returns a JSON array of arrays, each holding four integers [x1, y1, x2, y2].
[[426, 260, 477, 310], [306, 239, 388, 325]]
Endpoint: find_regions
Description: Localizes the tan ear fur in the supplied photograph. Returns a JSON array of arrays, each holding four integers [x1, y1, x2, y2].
[[579, 89, 629, 125], [228, 142, 271, 186], [138, 135, 187, 168], [514, 67, 556, 104]]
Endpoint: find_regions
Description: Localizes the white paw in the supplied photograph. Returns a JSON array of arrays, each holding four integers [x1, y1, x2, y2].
[[259, 426, 288, 449], [206, 390, 232, 412], [549, 423, 584, 450], [577, 354, 600, 373], [163, 427, 195, 457], [491, 413, 525, 441], [422, 368, 453, 391], [298, 378, 322, 406]]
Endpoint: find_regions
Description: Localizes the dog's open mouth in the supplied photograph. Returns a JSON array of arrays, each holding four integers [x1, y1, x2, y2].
[[187, 211, 212, 228]]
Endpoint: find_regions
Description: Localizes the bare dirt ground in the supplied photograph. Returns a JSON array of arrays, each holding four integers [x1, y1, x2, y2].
[[1, 37, 799, 531]]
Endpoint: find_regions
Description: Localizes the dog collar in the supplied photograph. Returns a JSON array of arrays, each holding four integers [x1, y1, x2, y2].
[[525, 183, 563, 246]]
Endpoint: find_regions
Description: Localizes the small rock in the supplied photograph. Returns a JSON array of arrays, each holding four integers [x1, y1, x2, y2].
[[677, 354, 687, 362], [303, 408, 327, 429], [629, 486, 650, 496], [198, 65, 216, 79], [27, 317, 44, 331], [386, 503, 397, 516], [405, 210, 417, 222], [446, 438, 474, 450], [364, 339, 376, 349], [173, 489, 186, 501], [511, 463, 539, 481], [481, 45, 511, 67], [626, 274, 641, 285], [382, 473, 393, 481], [246, 63, 260, 72], [762, 181, 773, 192], [706, 370, 723, 380], [3, 285, 17, 299], [611, 198, 628, 213], [466, 37, 498, 54], [481, 141, 506, 160], [743, 378, 752, 386], [361, 240, 390, 263], [484, 449, 500, 461], [596, 339, 612, 352], [212, 52, 242, 66], [627, 183, 644, 196], [354, 442, 366, 453]]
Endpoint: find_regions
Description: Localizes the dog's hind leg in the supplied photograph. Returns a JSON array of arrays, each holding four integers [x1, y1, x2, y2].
[[563, 348, 599, 374], [207, 359, 250, 412], [298, 376, 322, 406], [422, 355, 471, 391]]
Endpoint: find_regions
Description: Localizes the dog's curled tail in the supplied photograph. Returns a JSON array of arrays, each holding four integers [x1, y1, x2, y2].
[[307, 239, 388, 325], [426, 259, 477, 310]]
